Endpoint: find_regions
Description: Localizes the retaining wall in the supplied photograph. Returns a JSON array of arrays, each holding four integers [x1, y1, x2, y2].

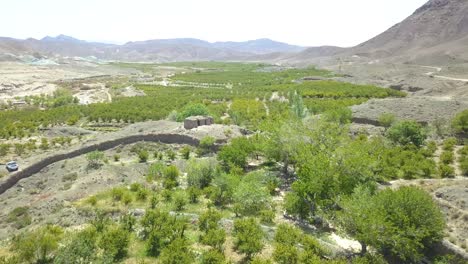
[[0, 133, 202, 195]]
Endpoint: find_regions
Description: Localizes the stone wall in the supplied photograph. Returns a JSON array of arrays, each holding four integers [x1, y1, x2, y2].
[[0, 133, 201, 195], [184, 116, 214, 129]]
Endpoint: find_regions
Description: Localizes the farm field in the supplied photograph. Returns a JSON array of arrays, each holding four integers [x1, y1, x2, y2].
[[0, 61, 466, 264]]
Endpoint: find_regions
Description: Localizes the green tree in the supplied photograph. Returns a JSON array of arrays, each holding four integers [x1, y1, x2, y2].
[[289, 90, 308, 119], [338, 186, 445, 262], [159, 238, 194, 264], [98, 226, 130, 261], [233, 177, 271, 216], [187, 158, 218, 189], [218, 137, 254, 170], [233, 218, 264, 259], [387, 120, 427, 147], [177, 103, 210, 121], [273, 224, 302, 264]]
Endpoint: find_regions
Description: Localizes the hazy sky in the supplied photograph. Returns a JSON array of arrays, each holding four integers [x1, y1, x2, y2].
[[1, 0, 428, 47]]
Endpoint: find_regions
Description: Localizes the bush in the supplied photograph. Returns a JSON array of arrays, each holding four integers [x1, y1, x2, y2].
[[460, 158, 468, 176], [438, 164, 455, 178], [187, 186, 201, 203], [167, 149, 176, 161], [187, 158, 218, 189], [136, 188, 149, 201], [181, 146, 191, 160], [199, 136, 216, 155], [173, 192, 188, 211], [440, 151, 454, 164], [452, 109, 468, 134], [201, 228, 226, 251], [113, 154, 120, 162], [138, 150, 149, 163], [201, 249, 226, 264], [387, 120, 427, 147], [98, 226, 130, 261], [87, 196, 98, 206], [54, 227, 97, 264], [159, 238, 195, 264], [259, 209, 275, 224], [324, 107, 352, 124], [111, 187, 125, 201], [11, 225, 63, 263], [163, 165, 179, 189], [233, 179, 271, 216], [442, 137, 457, 151], [86, 150, 104, 169], [378, 113, 396, 128], [233, 218, 264, 259], [218, 137, 254, 170], [7, 206, 32, 229]]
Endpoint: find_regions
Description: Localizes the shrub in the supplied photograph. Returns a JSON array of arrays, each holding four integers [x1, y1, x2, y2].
[[387, 120, 427, 147], [460, 159, 468, 176], [138, 150, 149, 163], [452, 109, 468, 134], [87, 196, 98, 206], [136, 188, 149, 201], [86, 150, 104, 169], [167, 150, 176, 161], [7, 206, 32, 229], [442, 137, 457, 151], [440, 151, 454, 164], [201, 250, 226, 264], [187, 186, 201, 203], [54, 228, 97, 264], [98, 226, 130, 261], [159, 238, 195, 264], [181, 146, 191, 160], [233, 218, 264, 259], [233, 179, 271, 216], [201, 228, 226, 251], [198, 136, 216, 155], [163, 165, 179, 189], [378, 113, 396, 128], [11, 225, 63, 263], [259, 209, 275, 225], [438, 164, 455, 178], [218, 137, 254, 170], [173, 192, 188, 211], [113, 154, 120, 162], [324, 107, 352, 124], [111, 187, 126, 201], [187, 158, 218, 189]]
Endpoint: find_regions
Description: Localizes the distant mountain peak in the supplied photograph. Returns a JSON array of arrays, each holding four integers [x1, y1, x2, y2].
[[41, 35, 85, 43]]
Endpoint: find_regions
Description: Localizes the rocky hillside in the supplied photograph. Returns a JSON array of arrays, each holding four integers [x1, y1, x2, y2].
[[351, 0, 468, 64]]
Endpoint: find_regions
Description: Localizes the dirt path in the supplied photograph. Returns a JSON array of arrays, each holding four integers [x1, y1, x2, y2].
[[421, 65, 468, 82]]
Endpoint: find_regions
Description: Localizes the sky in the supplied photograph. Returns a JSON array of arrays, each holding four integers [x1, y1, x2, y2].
[[1, 0, 429, 47]]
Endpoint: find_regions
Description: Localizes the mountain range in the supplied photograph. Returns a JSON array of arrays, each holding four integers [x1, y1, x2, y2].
[[0, 35, 305, 62], [1, 0, 467, 65]]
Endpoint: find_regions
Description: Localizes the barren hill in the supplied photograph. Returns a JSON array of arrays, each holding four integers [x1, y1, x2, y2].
[[351, 0, 468, 64]]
